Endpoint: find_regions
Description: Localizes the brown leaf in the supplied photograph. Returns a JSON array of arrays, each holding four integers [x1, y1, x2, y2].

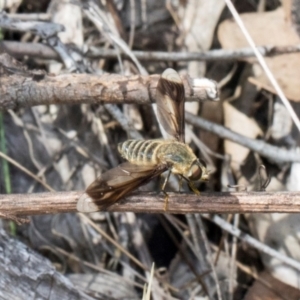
[[218, 7, 300, 102]]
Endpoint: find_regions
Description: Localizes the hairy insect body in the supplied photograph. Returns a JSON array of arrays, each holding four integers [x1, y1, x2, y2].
[[118, 139, 202, 179], [118, 140, 162, 165], [77, 68, 210, 213]]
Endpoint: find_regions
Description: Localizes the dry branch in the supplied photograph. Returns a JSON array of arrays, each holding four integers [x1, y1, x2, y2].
[[1, 191, 300, 216], [0, 54, 218, 111], [2, 41, 300, 62], [186, 112, 300, 163]]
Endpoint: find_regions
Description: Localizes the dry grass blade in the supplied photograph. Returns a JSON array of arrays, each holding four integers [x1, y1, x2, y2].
[[206, 214, 300, 271], [142, 263, 155, 300], [79, 213, 148, 272], [0, 151, 54, 192]]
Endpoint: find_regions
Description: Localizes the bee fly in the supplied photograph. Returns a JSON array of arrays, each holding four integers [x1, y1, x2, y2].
[[77, 68, 209, 212]]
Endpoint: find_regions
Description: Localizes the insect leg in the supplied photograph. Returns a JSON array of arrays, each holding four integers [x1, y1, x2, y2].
[[181, 176, 201, 196], [188, 182, 201, 195], [161, 170, 171, 211], [178, 176, 183, 192], [259, 164, 270, 191]]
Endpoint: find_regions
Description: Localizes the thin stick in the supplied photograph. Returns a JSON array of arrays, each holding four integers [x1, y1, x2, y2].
[[195, 214, 223, 300], [186, 112, 300, 164], [3, 41, 300, 62], [0, 68, 218, 111], [0, 151, 54, 192], [206, 214, 300, 272], [229, 214, 239, 299], [79, 213, 149, 272], [1, 191, 300, 216]]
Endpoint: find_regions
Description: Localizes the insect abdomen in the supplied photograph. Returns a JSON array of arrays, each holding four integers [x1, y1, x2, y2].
[[118, 140, 162, 165]]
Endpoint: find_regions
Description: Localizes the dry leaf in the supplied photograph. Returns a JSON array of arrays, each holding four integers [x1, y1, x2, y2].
[[248, 212, 300, 289], [180, 0, 226, 77], [223, 102, 262, 169], [244, 271, 300, 300], [218, 7, 300, 101]]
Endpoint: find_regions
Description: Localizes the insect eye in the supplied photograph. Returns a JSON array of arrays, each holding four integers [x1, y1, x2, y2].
[[188, 164, 203, 181]]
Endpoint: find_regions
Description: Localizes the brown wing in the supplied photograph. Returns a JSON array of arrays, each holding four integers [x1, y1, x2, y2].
[[156, 68, 185, 142], [77, 162, 167, 212]]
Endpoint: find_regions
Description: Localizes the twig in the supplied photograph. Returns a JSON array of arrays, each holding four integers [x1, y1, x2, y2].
[[206, 214, 300, 272], [80, 213, 149, 272], [185, 214, 222, 299], [0, 11, 80, 72], [186, 112, 300, 163], [159, 215, 210, 296], [0, 150, 55, 191], [0, 12, 63, 37], [210, 244, 297, 300], [1, 191, 300, 216], [83, 2, 147, 75], [80, 213, 177, 297], [229, 214, 239, 299], [104, 104, 142, 139], [0, 55, 218, 111], [3, 41, 300, 62], [7, 13, 51, 21], [195, 214, 223, 300]]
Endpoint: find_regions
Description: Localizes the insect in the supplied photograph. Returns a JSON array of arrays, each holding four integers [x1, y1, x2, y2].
[[77, 68, 209, 212]]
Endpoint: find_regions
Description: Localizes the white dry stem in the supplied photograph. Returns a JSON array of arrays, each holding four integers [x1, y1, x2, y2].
[[229, 214, 239, 300], [207, 214, 300, 272], [84, 2, 147, 75], [142, 263, 155, 300]]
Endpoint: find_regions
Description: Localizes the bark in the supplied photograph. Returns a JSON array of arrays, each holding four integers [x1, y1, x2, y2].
[[0, 229, 93, 300], [0, 53, 218, 111]]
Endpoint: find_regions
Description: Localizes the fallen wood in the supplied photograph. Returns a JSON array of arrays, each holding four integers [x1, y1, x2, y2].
[[0, 229, 92, 300]]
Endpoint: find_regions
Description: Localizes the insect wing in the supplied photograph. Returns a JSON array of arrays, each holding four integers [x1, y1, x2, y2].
[[77, 162, 167, 212], [156, 68, 185, 142]]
